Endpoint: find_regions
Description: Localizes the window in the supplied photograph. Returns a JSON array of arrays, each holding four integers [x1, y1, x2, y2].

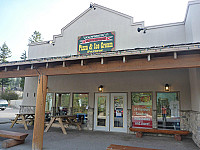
[[45, 93, 53, 113], [157, 92, 180, 130], [56, 93, 70, 115], [131, 92, 153, 128], [72, 93, 88, 124]]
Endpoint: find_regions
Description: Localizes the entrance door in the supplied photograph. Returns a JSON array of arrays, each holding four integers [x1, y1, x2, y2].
[[110, 93, 127, 132], [94, 93, 127, 132], [94, 93, 110, 131]]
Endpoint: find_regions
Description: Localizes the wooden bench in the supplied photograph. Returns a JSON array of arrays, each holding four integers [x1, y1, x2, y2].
[[107, 144, 160, 150], [129, 128, 190, 141], [0, 130, 28, 148]]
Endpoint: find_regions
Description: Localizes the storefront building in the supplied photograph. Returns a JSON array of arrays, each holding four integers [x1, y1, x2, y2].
[[22, 1, 200, 148]]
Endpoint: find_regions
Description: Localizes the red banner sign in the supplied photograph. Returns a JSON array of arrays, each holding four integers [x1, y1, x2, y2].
[[132, 105, 152, 128]]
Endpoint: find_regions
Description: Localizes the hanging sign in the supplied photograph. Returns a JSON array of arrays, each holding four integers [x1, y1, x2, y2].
[[77, 31, 115, 54]]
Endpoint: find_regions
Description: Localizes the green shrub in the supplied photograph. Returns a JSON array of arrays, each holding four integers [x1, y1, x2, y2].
[[1, 91, 19, 100]]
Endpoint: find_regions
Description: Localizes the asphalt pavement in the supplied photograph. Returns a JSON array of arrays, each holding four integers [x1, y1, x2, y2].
[[0, 108, 199, 150]]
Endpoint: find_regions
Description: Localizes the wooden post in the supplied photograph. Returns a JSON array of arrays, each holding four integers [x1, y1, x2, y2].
[[32, 75, 48, 150]]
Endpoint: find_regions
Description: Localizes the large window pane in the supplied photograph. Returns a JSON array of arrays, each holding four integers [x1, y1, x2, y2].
[[45, 93, 53, 113], [157, 92, 180, 130], [132, 92, 152, 128], [73, 93, 88, 124], [56, 93, 70, 115], [97, 96, 107, 126]]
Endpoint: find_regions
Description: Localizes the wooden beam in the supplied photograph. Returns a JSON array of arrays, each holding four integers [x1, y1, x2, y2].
[[2, 139, 25, 148], [147, 54, 151, 61], [123, 56, 126, 63], [0, 54, 200, 78], [31, 64, 34, 70], [101, 57, 104, 64], [46, 63, 48, 68], [63, 61, 65, 67], [81, 60, 84, 66], [32, 75, 48, 150], [174, 52, 177, 59]]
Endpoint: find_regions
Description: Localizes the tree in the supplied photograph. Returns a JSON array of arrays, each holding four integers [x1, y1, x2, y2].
[[1, 91, 19, 100], [29, 31, 43, 43], [0, 42, 12, 63], [0, 42, 11, 93], [19, 50, 26, 90], [20, 77, 25, 90], [0, 78, 10, 92], [20, 50, 27, 61]]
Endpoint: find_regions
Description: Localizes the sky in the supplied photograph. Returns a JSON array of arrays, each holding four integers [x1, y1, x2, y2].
[[0, 0, 190, 61]]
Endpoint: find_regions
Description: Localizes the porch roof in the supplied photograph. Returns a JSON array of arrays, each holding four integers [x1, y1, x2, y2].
[[0, 42, 200, 78]]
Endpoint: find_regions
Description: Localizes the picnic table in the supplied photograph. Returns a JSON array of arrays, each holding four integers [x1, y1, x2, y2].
[[44, 115, 81, 134], [10, 113, 35, 130]]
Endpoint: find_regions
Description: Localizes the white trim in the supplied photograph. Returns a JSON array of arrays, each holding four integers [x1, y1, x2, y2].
[[184, 0, 200, 23]]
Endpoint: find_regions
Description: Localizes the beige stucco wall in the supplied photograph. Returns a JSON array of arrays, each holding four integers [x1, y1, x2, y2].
[[185, 1, 200, 42], [23, 69, 191, 110], [28, 4, 186, 59], [189, 68, 200, 112]]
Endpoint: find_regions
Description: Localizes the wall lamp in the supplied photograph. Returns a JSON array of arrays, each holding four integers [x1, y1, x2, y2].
[[137, 27, 147, 33], [165, 84, 170, 91], [98, 85, 103, 92], [48, 40, 55, 46], [90, 3, 96, 10]]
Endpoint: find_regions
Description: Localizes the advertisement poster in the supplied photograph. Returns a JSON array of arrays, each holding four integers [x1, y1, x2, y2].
[[114, 96, 123, 118], [77, 31, 115, 54], [132, 93, 152, 128]]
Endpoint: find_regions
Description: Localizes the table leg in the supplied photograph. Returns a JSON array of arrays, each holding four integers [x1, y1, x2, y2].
[[58, 118, 67, 134], [10, 114, 19, 128], [44, 117, 56, 132], [21, 115, 28, 130]]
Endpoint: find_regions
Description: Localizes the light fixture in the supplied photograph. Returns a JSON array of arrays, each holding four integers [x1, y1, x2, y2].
[[165, 84, 170, 91], [89, 2, 96, 10], [137, 27, 147, 33], [48, 40, 55, 46], [98, 85, 103, 92]]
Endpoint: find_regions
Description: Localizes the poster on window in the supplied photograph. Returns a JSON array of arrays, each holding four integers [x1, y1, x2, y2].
[[132, 93, 152, 128]]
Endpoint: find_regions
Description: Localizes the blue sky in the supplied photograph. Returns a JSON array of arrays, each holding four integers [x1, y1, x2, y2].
[[0, 0, 189, 61]]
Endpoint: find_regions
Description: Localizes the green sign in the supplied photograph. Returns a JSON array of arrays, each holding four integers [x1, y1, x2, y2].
[[77, 31, 115, 54]]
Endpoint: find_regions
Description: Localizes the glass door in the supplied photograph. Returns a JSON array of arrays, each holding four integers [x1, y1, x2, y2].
[[94, 93, 110, 131], [110, 93, 127, 132]]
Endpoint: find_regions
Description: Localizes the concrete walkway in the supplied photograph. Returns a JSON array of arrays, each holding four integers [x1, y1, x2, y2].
[[0, 123, 199, 150]]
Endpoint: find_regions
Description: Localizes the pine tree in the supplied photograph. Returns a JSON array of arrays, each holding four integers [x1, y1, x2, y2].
[[0, 42, 12, 93], [20, 50, 27, 61], [29, 31, 43, 43], [0, 42, 12, 63]]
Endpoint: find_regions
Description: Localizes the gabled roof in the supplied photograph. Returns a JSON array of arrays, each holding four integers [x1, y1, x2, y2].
[[29, 1, 200, 46], [29, 3, 141, 46], [52, 3, 135, 41]]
